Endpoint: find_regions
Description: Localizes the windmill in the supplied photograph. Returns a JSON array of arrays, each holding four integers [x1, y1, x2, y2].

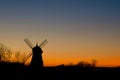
[[23, 38, 48, 68]]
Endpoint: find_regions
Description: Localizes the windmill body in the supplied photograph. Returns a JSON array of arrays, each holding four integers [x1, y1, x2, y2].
[[31, 44, 43, 68]]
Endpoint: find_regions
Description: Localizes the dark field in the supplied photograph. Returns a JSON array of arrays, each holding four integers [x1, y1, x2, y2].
[[0, 62, 120, 80]]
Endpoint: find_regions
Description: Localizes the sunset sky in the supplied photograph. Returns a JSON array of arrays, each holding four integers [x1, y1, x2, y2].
[[0, 0, 120, 67]]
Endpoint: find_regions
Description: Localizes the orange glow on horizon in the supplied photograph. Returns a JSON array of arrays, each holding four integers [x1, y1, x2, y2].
[[1, 43, 120, 67], [22, 52, 120, 67], [9, 48, 120, 67]]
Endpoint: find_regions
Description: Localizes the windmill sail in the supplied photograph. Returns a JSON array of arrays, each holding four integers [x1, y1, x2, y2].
[[39, 39, 48, 48], [22, 52, 32, 63], [24, 38, 34, 49]]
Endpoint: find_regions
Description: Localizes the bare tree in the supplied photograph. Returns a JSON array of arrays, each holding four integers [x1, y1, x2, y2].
[[14, 51, 21, 62], [0, 43, 26, 63], [8, 49, 12, 62], [0, 43, 7, 62], [76, 59, 97, 67], [14, 51, 26, 63], [91, 59, 97, 67]]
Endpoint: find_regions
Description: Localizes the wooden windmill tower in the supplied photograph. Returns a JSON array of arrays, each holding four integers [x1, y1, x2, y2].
[[23, 38, 48, 69]]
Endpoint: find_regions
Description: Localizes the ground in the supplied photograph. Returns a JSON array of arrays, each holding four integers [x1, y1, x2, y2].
[[0, 62, 120, 80]]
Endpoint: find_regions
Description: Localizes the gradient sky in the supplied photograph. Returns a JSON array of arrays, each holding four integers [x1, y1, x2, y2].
[[0, 0, 120, 66]]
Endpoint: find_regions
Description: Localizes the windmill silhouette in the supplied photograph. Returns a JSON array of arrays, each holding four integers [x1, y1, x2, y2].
[[23, 38, 48, 69]]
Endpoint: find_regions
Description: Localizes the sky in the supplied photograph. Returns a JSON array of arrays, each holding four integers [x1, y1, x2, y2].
[[0, 0, 120, 67]]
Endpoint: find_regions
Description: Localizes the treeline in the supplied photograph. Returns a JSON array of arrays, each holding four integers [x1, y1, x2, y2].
[[0, 43, 27, 64], [56, 59, 97, 68]]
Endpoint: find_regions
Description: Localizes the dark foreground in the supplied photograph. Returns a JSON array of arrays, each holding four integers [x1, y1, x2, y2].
[[0, 62, 120, 80]]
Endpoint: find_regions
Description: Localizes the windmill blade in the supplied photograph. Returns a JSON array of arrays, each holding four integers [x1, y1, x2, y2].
[[22, 52, 32, 63], [24, 38, 34, 49], [39, 39, 48, 48]]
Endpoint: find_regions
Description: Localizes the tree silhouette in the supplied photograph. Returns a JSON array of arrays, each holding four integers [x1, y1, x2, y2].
[[75, 60, 97, 67], [0, 43, 26, 63], [0, 43, 8, 61]]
